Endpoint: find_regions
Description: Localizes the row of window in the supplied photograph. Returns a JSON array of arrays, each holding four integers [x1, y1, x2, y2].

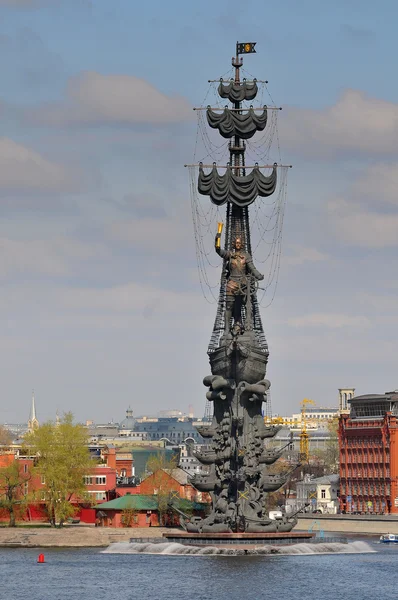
[[84, 476, 107, 485], [343, 469, 390, 478], [147, 432, 198, 439], [342, 456, 388, 464], [343, 438, 384, 447], [87, 491, 107, 500], [342, 449, 388, 458], [344, 484, 391, 496]]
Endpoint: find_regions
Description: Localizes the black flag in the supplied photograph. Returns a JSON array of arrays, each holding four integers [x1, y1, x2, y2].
[[237, 42, 256, 55]]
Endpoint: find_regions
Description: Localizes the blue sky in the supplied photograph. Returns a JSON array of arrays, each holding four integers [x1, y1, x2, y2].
[[1, 0, 398, 424]]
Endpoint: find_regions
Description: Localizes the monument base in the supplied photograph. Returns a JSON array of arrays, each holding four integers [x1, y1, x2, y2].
[[163, 531, 315, 548]]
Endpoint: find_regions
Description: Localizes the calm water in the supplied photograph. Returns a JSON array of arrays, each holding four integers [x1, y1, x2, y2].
[[0, 537, 395, 600]]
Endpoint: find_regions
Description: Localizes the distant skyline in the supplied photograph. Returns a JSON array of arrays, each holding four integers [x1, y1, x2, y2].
[[1, 0, 398, 423]]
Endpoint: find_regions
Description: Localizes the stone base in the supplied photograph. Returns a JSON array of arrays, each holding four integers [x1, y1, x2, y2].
[[163, 531, 315, 548]]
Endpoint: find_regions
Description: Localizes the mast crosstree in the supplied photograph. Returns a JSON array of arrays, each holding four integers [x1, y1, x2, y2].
[[182, 43, 296, 534]]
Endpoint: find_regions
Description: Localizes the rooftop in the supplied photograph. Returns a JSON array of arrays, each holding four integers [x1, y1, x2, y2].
[[94, 494, 206, 512]]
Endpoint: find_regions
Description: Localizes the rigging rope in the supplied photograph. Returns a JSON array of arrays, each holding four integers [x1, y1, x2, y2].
[[189, 81, 289, 308]]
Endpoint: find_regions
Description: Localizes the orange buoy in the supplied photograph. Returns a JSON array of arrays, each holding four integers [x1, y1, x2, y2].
[[37, 553, 45, 564]]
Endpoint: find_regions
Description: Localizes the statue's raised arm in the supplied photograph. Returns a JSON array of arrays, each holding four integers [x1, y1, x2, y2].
[[215, 222, 230, 260]]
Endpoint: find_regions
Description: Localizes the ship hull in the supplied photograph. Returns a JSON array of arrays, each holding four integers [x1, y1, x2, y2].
[[209, 343, 267, 384]]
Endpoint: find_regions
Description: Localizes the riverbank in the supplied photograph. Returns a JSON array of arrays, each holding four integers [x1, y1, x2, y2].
[[297, 514, 398, 535], [0, 526, 174, 547], [1, 515, 397, 547]]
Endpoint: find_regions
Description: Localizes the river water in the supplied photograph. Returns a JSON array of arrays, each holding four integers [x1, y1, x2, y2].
[[1, 537, 395, 600]]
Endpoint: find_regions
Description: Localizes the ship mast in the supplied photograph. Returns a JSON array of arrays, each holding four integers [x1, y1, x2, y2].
[[207, 42, 268, 351], [184, 43, 296, 534]]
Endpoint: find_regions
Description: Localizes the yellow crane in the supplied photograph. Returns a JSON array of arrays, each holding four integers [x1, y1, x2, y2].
[[299, 398, 316, 462]]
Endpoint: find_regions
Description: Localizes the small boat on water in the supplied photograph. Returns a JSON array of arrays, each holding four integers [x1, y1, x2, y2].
[[380, 533, 398, 543]]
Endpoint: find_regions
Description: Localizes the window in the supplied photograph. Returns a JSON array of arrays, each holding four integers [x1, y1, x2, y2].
[[84, 476, 93, 485], [321, 489, 326, 499], [121, 469, 126, 477], [87, 491, 106, 500], [23, 464, 28, 474], [24, 482, 28, 496], [41, 476, 46, 485], [96, 476, 106, 485]]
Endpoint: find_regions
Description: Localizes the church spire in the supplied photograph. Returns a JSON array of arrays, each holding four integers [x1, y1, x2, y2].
[[28, 390, 39, 432]]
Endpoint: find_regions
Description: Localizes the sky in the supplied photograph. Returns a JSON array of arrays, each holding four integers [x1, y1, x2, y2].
[[1, 0, 398, 424]]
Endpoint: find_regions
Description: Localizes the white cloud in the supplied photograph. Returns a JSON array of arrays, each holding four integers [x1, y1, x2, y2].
[[0, 137, 78, 193], [286, 313, 370, 329], [325, 159, 398, 247], [106, 216, 193, 253], [352, 162, 398, 206], [59, 281, 204, 317], [280, 89, 398, 156], [0, 237, 108, 279], [284, 245, 329, 266], [328, 197, 398, 247], [28, 71, 193, 126]]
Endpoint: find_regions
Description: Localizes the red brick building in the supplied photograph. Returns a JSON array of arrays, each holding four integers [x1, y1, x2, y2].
[[92, 468, 211, 528], [95, 492, 209, 528], [0, 445, 136, 523], [140, 468, 210, 503], [339, 391, 398, 514], [95, 494, 160, 527]]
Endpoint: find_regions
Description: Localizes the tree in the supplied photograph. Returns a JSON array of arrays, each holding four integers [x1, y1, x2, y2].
[[25, 412, 92, 527], [145, 452, 179, 525], [264, 458, 302, 512], [311, 419, 339, 474], [0, 461, 30, 527], [121, 507, 139, 527], [0, 425, 12, 447]]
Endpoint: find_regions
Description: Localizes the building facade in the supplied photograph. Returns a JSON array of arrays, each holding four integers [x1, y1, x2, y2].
[[295, 474, 340, 514], [133, 417, 203, 444], [0, 445, 136, 523], [339, 391, 398, 514]]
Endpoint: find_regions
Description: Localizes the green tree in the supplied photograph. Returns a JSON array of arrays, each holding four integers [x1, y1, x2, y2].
[[145, 452, 179, 526], [0, 461, 30, 526], [25, 413, 92, 527]]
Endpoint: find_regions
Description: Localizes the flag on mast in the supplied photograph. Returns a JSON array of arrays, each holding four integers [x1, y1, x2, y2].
[[237, 42, 256, 55]]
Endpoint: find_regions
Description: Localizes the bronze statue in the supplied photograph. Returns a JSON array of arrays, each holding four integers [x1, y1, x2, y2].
[[215, 234, 264, 333], [187, 44, 297, 534]]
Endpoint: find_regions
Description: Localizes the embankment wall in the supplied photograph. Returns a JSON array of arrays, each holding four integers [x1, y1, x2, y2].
[[1, 516, 397, 547], [0, 526, 173, 547], [297, 515, 398, 535]]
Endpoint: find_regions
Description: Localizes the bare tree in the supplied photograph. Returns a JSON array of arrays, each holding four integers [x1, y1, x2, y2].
[[0, 425, 12, 447], [145, 452, 179, 525]]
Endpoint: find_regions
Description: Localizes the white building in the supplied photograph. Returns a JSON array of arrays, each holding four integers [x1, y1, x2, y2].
[[295, 474, 340, 514]]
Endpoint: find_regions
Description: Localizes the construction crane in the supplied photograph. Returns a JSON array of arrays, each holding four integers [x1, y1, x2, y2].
[[299, 398, 316, 462]]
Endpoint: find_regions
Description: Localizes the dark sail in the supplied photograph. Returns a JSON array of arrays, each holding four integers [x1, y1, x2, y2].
[[207, 106, 267, 139], [198, 164, 277, 207], [218, 80, 258, 103]]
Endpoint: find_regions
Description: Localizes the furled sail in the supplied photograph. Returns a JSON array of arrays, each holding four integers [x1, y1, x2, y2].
[[218, 80, 258, 103], [198, 163, 277, 207], [207, 106, 267, 139]]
